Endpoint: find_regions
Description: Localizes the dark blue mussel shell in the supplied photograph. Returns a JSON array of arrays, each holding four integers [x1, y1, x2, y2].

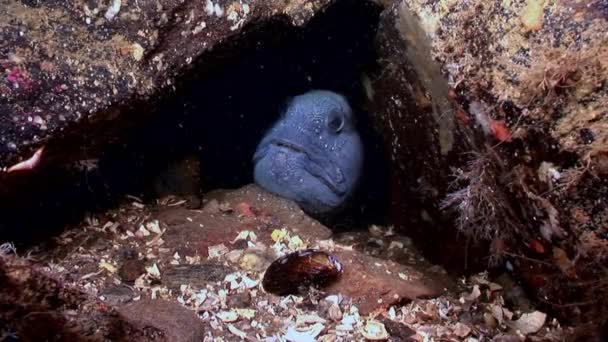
[[262, 249, 343, 295]]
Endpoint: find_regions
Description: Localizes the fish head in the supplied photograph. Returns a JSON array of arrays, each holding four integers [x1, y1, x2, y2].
[[253, 90, 363, 214]]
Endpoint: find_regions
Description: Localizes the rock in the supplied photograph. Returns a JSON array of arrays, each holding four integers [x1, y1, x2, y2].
[[162, 263, 235, 290], [0, 257, 142, 340], [359, 320, 389, 340], [492, 334, 524, 342], [239, 249, 273, 273], [99, 285, 135, 306], [371, 0, 608, 332], [368, 0, 474, 273], [325, 250, 448, 315], [205, 185, 333, 240], [453, 322, 472, 338], [117, 299, 205, 342], [118, 259, 146, 284], [327, 303, 342, 322], [484, 312, 498, 329], [225, 291, 252, 308], [0, 0, 332, 171], [495, 273, 532, 312], [161, 185, 332, 257], [381, 318, 416, 341], [158, 185, 451, 315], [0, 0, 344, 248], [159, 185, 452, 315], [509, 311, 547, 335], [2, 0, 603, 336]]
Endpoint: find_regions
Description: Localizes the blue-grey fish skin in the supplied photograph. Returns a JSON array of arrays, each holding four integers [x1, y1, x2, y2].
[[253, 90, 363, 214]]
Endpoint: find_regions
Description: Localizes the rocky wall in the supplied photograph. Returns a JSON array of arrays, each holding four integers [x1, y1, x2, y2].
[[369, 0, 608, 336]]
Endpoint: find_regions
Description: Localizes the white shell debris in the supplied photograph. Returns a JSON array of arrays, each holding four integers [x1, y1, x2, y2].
[[360, 320, 389, 340], [328, 304, 343, 321], [233, 230, 257, 243], [284, 323, 325, 342], [131, 43, 144, 62], [145, 220, 162, 234], [137, 225, 150, 237], [336, 305, 361, 332], [296, 314, 327, 326], [99, 261, 117, 273], [235, 308, 256, 320], [224, 272, 259, 291], [104, 0, 121, 21], [510, 311, 547, 335], [145, 263, 161, 277], [324, 294, 342, 306], [217, 310, 239, 323], [193, 21, 207, 35], [227, 324, 247, 339], [208, 243, 229, 258], [205, 0, 224, 17]]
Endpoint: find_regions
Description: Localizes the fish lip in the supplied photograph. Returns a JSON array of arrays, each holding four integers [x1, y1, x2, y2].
[[257, 138, 346, 197], [269, 138, 306, 154], [252, 146, 267, 164], [252, 138, 304, 164]]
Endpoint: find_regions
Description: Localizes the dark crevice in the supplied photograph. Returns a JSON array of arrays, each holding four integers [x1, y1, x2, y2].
[[0, 0, 388, 245]]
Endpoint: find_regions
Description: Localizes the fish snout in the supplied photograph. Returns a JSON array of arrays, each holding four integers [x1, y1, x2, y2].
[[266, 139, 347, 196], [253, 135, 354, 214]]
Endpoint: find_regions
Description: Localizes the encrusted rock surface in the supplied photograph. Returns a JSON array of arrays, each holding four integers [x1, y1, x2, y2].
[[118, 299, 206, 342], [369, 0, 608, 335], [0, 185, 459, 340], [0, 0, 331, 170], [0, 0, 606, 339], [159, 184, 449, 314]]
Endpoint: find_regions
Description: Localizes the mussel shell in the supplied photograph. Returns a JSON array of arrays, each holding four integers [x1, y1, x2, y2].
[[262, 249, 343, 295]]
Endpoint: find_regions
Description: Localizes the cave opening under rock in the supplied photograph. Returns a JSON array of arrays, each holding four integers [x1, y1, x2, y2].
[[2, 0, 608, 339], [0, 0, 396, 246]]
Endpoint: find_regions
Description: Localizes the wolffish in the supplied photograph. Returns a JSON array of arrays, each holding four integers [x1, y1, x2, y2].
[[253, 90, 363, 215]]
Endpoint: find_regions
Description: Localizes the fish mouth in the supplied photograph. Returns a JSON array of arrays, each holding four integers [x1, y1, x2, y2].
[[252, 139, 300, 163], [256, 138, 346, 197], [270, 139, 307, 154]]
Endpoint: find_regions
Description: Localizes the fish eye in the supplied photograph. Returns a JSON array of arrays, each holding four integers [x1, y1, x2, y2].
[[326, 111, 345, 133]]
